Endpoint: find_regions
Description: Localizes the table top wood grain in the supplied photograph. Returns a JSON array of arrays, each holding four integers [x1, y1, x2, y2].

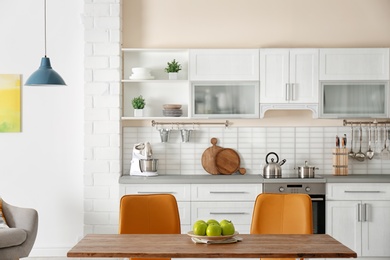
[[67, 234, 357, 258]]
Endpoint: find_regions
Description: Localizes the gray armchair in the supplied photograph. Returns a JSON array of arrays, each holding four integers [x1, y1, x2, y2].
[[0, 200, 38, 260]]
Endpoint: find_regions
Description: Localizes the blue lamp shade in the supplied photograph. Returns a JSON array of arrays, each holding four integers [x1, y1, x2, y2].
[[25, 57, 66, 86]]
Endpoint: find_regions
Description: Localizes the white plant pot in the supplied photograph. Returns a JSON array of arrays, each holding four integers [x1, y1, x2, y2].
[[134, 109, 144, 117], [168, 72, 178, 80]]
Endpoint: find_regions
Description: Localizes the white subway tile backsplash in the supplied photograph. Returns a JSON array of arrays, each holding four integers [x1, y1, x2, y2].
[[122, 126, 390, 176]]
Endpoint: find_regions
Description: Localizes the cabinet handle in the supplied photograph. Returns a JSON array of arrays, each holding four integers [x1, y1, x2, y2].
[[209, 191, 247, 194], [210, 212, 247, 215], [285, 84, 290, 101], [363, 203, 368, 222], [291, 83, 296, 101], [137, 191, 176, 194], [358, 203, 362, 222], [344, 190, 382, 193]]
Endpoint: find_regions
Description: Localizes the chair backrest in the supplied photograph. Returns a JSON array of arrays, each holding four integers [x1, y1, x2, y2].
[[119, 194, 181, 235], [250, 193, 313, 234]]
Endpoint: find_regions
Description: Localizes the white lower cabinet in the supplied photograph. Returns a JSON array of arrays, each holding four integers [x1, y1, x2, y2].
[[121, 183, 261, 260], [190, 183, 261, 233], [326, 183, 390, 260], [120, 184, 191, 233]]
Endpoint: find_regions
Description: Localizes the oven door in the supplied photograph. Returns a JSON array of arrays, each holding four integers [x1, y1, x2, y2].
[[311, 194, 326, 234]]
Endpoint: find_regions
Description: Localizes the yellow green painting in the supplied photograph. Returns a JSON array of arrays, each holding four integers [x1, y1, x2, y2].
[[0, 74, 21, 132]]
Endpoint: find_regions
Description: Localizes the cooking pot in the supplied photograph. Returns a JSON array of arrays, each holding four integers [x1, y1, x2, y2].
[[263, 152, 286, 178], [296, 161, 319, 178]]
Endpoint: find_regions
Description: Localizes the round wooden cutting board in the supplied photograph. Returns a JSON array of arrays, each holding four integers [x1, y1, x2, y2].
[[215, 148, 241, 175], [201, 138, 223, 175]]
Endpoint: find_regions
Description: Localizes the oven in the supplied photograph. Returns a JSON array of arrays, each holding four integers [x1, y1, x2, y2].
[[262, 181, 326, 234]]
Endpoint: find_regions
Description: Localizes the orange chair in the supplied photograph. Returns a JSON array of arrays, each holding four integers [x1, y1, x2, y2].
[[119, 194, 181, 260], [250, 193, 313, 260]]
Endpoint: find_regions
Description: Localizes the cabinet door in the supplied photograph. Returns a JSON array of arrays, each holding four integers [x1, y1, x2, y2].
[[320, 48, 390, 80], [192, 82, 259, 118], [362, 201, 390, 257], [260, 49, 289, 103], [326, 201, 362, 256], [260, 49, 318, 103], [289, 49, 319, 103], [189, 49, 259, 81]]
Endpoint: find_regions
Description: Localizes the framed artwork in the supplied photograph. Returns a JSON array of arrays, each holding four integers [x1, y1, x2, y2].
[[0, 74, 21, 132]]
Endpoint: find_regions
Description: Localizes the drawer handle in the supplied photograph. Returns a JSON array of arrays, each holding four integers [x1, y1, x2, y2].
[[137, 191, 176, 194], [344, 191, 382, 193], [210, 212, 247, 215], [209, 191, 247, 194]]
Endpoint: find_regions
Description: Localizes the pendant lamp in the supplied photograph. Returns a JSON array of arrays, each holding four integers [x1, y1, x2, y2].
[[25, 0, 66, 86]]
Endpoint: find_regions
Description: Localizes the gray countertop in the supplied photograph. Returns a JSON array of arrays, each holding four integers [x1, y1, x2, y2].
[[119, 174, 390, 184]]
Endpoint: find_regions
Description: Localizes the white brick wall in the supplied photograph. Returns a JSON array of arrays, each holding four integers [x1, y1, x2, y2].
[[83, 0, 122, 238]]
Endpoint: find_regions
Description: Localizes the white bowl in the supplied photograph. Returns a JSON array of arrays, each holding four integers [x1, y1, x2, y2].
[[132, 67, 151, 74]]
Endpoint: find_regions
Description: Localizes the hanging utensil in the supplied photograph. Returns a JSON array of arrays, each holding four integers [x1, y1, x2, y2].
[[374, 123, 381, 158], [348, 125, 355, 159], [354, 123, 365, 162], [381, 124, 390, 160], [366, 123, 374, 160]]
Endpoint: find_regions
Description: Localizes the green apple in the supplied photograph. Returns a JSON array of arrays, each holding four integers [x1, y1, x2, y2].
[[206, 223, 222, 236], [194, 219, 207, 226], [219, 219, 230, 226], [220, 220, 235, 236], [193, 221, 207, 236], [206, 219, 220, 226]]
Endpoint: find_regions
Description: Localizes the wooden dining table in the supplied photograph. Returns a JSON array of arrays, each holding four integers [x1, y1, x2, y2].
[[67, 233, 357, 259]]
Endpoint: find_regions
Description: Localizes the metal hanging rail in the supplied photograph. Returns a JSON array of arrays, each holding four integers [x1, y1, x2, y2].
[[343, 119, 390, 126], [151, 120, 229, 128]]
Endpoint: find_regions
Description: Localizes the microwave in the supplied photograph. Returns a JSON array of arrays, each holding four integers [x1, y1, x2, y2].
[[319, 81, 389, 118]]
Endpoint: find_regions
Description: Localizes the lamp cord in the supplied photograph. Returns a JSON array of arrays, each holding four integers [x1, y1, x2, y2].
[[44, 0, 47, 57]]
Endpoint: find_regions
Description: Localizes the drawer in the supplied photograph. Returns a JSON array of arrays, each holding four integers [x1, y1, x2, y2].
[[121, 184, 191, 201], [191, 184, 261, 201], [191, 201, 254, 227], [327, 183, 390, 200]]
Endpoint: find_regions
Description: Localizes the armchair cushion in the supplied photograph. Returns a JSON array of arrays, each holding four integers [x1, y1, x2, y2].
[[0, 228, 27, 248], [0, 198, 9, 228]]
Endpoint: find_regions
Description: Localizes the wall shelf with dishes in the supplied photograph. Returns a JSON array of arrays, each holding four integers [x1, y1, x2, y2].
[[122, 49, 190, 119]]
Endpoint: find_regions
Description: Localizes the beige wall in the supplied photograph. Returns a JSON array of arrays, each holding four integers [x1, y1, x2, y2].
[[123, 0, 390, 48]]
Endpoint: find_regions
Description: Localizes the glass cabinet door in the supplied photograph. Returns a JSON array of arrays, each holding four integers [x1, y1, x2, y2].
[[320, 82, 388, 118], [192, 82, 259, 118]]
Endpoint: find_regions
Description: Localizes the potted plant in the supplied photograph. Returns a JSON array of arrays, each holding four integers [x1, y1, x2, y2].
[[132, 95, 145, 117], [164, 59, 182, 80]]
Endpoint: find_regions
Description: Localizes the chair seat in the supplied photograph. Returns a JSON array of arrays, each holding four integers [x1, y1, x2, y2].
[[0, 228, 27, 248]]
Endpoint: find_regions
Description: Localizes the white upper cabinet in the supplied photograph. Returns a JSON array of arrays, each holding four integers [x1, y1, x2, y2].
[[259, 49, 319, 118], [189, 49, 259, 81], [260, 49, 319, 103], [320, 48, 390, 80]]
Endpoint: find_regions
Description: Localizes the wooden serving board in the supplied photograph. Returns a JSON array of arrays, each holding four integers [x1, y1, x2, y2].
[[201, 138, 223, 174], [215, 148, 246, 175]]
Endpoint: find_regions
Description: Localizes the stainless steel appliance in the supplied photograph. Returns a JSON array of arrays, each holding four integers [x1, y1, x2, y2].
[[262, 180, 326, 234]]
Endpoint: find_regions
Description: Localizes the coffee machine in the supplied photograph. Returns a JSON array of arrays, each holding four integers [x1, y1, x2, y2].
[[130, 142, 158, 177]]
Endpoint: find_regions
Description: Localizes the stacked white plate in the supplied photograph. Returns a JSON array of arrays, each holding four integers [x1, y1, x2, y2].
[[163, 104, 182, 117], [129, 67, 154, 80]]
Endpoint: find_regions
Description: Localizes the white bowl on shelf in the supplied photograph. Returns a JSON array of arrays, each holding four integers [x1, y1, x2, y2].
[[132, 67, 151, 74]]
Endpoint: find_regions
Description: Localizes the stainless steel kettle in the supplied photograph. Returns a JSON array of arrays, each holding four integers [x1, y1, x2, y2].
[[263, 152, 286, 178]]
